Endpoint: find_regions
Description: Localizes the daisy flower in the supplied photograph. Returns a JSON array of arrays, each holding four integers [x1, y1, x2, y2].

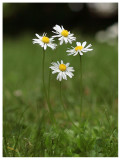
[[52, 24, 76, 45], [50, 60, 74, 81], [32, 33, 57, 50], [66, 41, 93, 56]]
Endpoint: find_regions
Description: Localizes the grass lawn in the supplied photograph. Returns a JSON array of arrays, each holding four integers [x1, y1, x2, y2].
[[3, 33, 118, 157]]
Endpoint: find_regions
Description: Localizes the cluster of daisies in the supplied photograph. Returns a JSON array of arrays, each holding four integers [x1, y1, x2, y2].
[[32, 25, 93, 81]]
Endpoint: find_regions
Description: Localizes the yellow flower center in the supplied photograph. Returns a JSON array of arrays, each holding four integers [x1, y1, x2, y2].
[[75, 46, 83, 51], [42, 36, 50, 43], [59, 64, 66, 71], [61, 30, 69, 37]]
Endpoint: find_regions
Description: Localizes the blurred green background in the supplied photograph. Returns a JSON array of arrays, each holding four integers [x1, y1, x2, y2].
[[3, 3, 118, 157]]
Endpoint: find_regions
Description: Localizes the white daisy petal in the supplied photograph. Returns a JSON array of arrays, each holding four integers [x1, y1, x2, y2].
[[73, 52, 78, 56], [61, 60, 63, 64], [60, 39, 63, 45], [66, 50, 74, 53], [51, 62, 58, 66], [52, 69, 60, 74], [68, 38, 72, 44], [57, 72, 60, 81], [57, 61, 60, 65], [66, 63, 70, 67], [58, 36, 63, 41], [44, 44, 47, 50], [52, 34, 61, 38], [76, 42, 81, 46], [61, 25, 64, 30], [64, 37, 68, 44], [50, 66, 58, 70], [83, 48, 93, 52], [67, 53, 74, 56], [54, 25, 62, 33], [63, 72, 67, 80], [67, 67, 75, 72], [47, 43, 57, 50], [65, 71, 72, 78], [64, 73, 67, 80], [82, 41, 87, 47], [80, 51, 83, 55], [35, 33, 41, 39], [85, 44, 92, 49], [59, 72, 62, 81]]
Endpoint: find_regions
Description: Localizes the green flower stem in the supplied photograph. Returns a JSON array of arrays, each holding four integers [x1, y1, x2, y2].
[[48, 68, 51, 102], [42, 49, 46, 96], [42, 49, 55, 125], [79, 55, 82, 118], [59, 82, 79, 130], [47, 42, 60, 102]]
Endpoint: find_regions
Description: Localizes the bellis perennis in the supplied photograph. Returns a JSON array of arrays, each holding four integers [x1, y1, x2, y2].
[[66, 41, 93, 56], [32, 33, 57, 50], [50, 60, 74, 81], [52, 25, 76, 45]]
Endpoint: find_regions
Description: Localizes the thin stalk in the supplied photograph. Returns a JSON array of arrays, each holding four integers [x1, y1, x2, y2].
[[79, 55, 82, 118], [42, 49, 56, 125], [47, 42, 60, 104], [42, 49, 46, 97], [59, 82, 80, 130], [48, 68, 51, 102]]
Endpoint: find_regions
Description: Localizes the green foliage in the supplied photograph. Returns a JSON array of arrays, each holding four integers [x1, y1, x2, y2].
[[3, 33, 118, 157]]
